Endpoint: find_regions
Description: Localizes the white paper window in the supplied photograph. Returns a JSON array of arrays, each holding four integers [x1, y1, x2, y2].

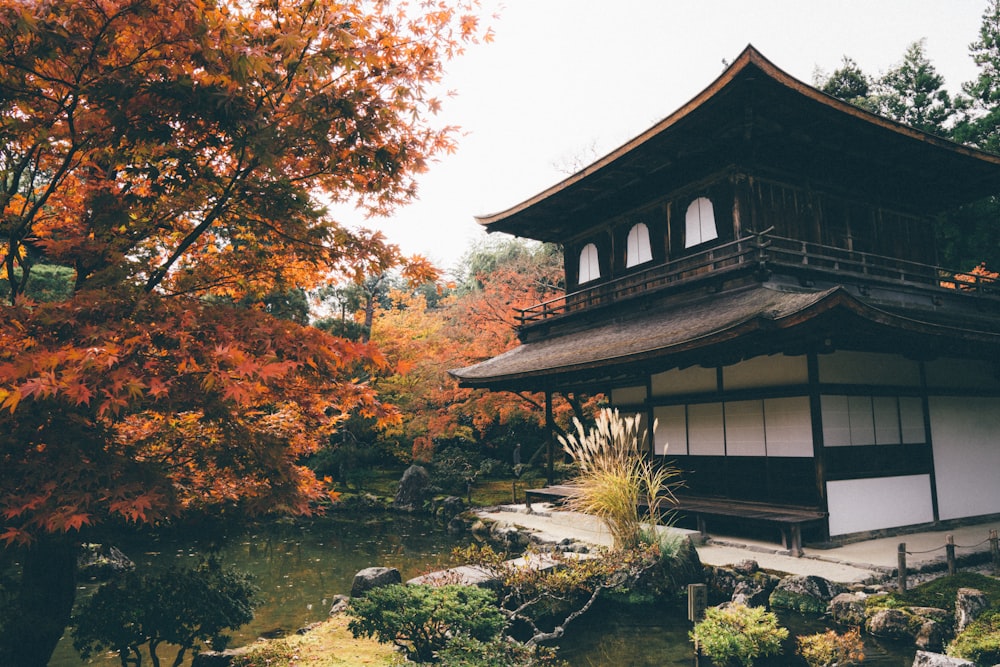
[[684, 197, 718, 248], [724, 400, 766, 456], [578, 243, 600, 284], [687, 403, 725, 455], [625, 222, 653, 268], [653, 405, 687, 455]]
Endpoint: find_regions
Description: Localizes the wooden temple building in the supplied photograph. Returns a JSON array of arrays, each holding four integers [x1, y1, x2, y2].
[[451, 46, 1000, 547]]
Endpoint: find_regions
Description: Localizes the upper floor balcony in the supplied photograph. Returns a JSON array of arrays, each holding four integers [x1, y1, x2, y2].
[[515, 230, 998, 328]]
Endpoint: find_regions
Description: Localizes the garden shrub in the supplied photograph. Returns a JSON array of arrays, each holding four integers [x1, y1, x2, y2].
[[690, 603, 788, 666], [436, 635, 561, 666], [72, 558, 258, 667], [347, 583, 506, 663], [948, 609, 1000, 665], [796, 628, 865, 667]]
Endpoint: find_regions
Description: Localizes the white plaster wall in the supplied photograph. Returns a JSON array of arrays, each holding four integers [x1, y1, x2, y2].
[[930, 396, 1000, 520], [651, 366, 717, 396], [926, 358, 1000, 390], [818, 350, 921, 386], [827, 475, 934, 536], [611, 385, 647, 405], [722, 354, 808, 390]]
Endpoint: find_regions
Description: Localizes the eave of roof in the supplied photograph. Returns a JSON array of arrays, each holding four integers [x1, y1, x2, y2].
[[448, 283, 1000, 391], [476, 45, 1000, 242]]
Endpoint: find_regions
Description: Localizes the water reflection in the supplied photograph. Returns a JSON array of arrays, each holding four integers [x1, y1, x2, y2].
[[50, 514, 462, 666]]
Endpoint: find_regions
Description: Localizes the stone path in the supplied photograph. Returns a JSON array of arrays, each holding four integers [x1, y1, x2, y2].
[[475, 504, 1000, 584]]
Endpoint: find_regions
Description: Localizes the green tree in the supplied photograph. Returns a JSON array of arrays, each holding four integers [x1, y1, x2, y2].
[[816, 57, 878, 112], [875, 39, 955, 136], [957, 0, 1000, 152], [72, 560, 258, 667]]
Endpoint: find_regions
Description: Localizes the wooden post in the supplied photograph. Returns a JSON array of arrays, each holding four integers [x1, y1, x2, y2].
[[687, 583, 707, 622], [545, 391, 554, 485], [946, 534, 956, 576], [989, 529, 999, 575], [897, 543, 907, 593], [511, 481, 517, 504]]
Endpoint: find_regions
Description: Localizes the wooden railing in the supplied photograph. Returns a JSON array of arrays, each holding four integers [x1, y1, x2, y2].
[[515, 231, 997, 326]]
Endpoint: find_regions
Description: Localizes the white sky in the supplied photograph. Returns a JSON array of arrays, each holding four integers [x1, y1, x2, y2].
[[345, 0, 990, 276]]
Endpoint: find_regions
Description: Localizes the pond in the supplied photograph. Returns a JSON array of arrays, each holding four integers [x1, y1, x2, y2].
[[48, 514, 918, 666], [49, 513, 464, 666]]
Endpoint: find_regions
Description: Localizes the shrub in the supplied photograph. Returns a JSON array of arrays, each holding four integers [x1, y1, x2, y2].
[[347, 583, 506, 663], [436, 635, 561, 666], [72, 558, 258, 667], [558, 409, 682, 550], [690, 603, 788, 666], [796, 628, 865, 667], [948, 609, 1000, 665]]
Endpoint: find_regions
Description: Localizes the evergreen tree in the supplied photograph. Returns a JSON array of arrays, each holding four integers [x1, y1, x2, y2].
[[875, 39, 955, 136]]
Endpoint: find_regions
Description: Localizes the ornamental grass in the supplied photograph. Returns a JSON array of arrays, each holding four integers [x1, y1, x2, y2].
[[558, 408, 682, 550]]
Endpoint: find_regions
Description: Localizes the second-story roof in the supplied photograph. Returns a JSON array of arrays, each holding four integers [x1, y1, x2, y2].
[[477, 45, 1000, 243]]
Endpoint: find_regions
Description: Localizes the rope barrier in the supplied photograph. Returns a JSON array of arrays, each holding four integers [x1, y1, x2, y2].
[[905, 536, 993, 555]]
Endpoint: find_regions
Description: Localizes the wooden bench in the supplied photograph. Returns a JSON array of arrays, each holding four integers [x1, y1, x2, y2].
[[524, 486, 826, 557]]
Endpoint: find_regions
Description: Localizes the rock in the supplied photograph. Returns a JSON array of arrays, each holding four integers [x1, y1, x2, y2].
[[915, 618, 948, 653], [830, 592, 867, 626], [329, 594, 350, 615], [866, 608, 915, 641], [438, 496, 465, 521], [769, 575, 846, 615], [733, 559, 759, 576], [955, 587, 989, 633], [393, 464, 431, 511], [447, 514, 471, 534], [732, 578, 774, 608], [350, 566, 401, 598], [192, 646, 252, 667], [77, 543, 135, 581], [911, 650, 975, 667]]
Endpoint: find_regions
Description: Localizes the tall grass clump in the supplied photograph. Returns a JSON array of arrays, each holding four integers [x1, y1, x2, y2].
[[558, 408, 682, 550]]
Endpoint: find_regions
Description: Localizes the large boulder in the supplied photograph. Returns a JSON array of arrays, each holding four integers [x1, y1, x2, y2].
[[768, 575, 846, 614], [394, 464, 431, 511], [911, 651, 974, 667], [955, 587, 989, 633], [350, 566, 402, 598]]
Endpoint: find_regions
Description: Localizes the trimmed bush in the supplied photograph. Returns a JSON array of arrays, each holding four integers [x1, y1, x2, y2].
[[796, 628, 865, 667], [347, 583, 505, 663], [690, 603, 788, 667]]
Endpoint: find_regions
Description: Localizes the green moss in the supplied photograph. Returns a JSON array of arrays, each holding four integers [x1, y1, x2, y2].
[[865, 573, 1000, 614], [948, 609, 1000, 665]]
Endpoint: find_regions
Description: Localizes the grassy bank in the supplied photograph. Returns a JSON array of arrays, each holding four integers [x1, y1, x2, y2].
[[234, 615, 402, 667]]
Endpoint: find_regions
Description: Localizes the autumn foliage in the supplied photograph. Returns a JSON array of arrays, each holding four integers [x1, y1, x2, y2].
[[0, 0, 488, 661]]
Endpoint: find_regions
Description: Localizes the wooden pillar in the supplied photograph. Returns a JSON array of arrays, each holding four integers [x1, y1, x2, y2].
[[807, 351, 828, 514], [545, 390, 555, 485], [919, 361, 941, 522]]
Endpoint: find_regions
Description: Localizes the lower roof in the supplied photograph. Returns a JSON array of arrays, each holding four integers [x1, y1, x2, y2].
[[449, 284, 1000, 392]]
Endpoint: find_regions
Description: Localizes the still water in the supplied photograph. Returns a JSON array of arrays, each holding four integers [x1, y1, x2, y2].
[[48, 514, 917, 666], [50, 513, 462, 665]]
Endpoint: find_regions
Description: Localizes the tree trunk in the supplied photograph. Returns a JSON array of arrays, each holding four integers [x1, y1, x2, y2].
[[0, 536, 78, 666]]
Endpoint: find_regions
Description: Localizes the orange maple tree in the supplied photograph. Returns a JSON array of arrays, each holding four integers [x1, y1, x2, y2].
[[369, 240, 597, 468], [0, 0, 488, 663]]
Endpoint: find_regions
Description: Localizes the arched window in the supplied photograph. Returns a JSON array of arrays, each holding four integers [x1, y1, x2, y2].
[[625, 222, 653, 268], [685, 197, 718, 248], [578, 243, 601, 284]]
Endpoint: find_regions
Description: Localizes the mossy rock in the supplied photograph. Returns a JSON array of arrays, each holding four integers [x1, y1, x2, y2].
[[947, 609, 1000, 665], [768, 575, 845, 615]]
